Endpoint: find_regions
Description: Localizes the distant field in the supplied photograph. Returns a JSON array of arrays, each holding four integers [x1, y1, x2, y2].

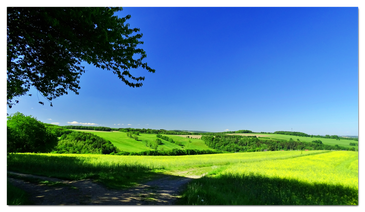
[[72, 130, 358, 151], [73, 130, 213, 152]]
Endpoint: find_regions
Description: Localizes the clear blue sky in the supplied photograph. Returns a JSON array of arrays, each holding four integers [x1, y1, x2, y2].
[[7, 7, 359, 136]]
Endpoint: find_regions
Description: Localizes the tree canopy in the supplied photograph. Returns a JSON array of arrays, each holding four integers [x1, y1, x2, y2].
[[7, 7, 155, 108], [7, 112, 58, 153]]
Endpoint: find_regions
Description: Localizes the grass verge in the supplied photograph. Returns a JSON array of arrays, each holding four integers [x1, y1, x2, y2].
[[7, 181, 33, 205]]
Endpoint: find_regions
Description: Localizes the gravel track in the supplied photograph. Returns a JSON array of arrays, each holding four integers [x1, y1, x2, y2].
[[7, 171, 202, 205]]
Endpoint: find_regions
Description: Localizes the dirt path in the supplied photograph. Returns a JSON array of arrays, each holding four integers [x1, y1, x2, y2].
[[7, 171, 202, 205]]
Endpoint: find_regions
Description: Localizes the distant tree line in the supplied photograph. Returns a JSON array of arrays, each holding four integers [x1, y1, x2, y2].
[[201, 135, 356, 152], [274, 131, 310, 137], [44, 123, 73, 137], [63, 125, 117, 131], [119, 128, 201, 135], [220, 130, 253, 134], [53, 131, 118, 154]]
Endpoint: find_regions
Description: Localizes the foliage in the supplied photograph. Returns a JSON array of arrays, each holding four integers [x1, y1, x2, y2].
[[274, 131, 310, 137], [54, 131, 118, 154], [201, 135, 352, 152], [44, 124, 73, 137], [62, 125, 114, 131], [235, 130, 253, 133], [119, 127, 202, 135], [312, 140, 323, 145], [7, 7, 155, 108], [7, 112, 58, 153]]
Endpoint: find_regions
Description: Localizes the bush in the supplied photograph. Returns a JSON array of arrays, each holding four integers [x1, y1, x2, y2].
[[7, 112, 58, 153], [312, 140, 323, 145]]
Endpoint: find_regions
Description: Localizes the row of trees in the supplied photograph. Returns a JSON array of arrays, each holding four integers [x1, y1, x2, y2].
[[274, 131, 310, 137], [63, 125, 116, 131], [44, 123, 73, 137], [201, 135, 356, 152], [112, 148, 218, 156], [54, 131, 118, 154], [156, 134, 183, 146], [222, 130, 253, 134], [274, 131, 358, 141], [119, 128, 201, 135], [144, 139, 162, 150], [126, 131, 139, 141]]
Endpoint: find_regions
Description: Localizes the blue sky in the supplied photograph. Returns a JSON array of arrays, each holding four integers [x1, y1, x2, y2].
[[6, 7, 359, 135]]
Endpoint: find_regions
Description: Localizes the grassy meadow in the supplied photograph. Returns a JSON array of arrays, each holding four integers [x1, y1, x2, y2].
[[7, 150, 358, 205], [7, 126, 358, 205], [73, 130, 213, 152], [178, 151, 358, 205]]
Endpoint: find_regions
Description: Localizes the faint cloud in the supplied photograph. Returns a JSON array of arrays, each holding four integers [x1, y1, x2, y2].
[[48, 118, 52, 120], [118, 124, 120, 125], [67, 121, 98, 126], [224, 129, 230, 131], [51, 122, 59, 125], [128, 124, 131, 126]]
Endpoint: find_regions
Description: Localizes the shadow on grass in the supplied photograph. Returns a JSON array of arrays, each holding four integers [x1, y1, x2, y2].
[[177, 173, 358, 205], [7, 153, 157, 189], [7, 167, 196, 205]]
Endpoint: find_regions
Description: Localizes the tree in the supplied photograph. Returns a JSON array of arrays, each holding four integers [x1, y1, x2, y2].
[[7, 112, 58, 153], [7, 7, 155, 108]]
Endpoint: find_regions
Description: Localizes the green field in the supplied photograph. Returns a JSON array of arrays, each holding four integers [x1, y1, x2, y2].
[[73, 130, 214, 152], [178, 151, 358, 205], [8, 127, 359, 205], [7, 150, 358, 205]]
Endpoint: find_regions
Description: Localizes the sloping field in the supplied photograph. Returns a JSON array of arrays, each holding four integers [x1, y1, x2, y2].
[[72, 130, 212, 152]]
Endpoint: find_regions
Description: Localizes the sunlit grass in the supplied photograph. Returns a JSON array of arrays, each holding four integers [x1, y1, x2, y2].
[[178, 151, 358, 205], [9, 150, 355, 205]]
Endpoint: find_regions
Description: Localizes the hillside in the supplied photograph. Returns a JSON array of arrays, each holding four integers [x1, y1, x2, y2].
[[73, 130, 214, 153], [41, 124, 358, 154]]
